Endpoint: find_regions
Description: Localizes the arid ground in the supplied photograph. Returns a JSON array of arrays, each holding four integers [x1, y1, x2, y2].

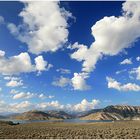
[[0, 121, 140, 139]]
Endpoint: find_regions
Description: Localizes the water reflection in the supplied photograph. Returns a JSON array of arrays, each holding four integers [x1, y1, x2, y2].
[[0, 118, 112, 124]]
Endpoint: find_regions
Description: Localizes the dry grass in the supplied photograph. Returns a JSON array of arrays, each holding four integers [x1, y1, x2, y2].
[[0, 120, 140, 139]]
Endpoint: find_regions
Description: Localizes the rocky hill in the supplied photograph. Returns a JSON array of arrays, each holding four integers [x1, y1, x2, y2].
[[80, 105, 140, 120], [10, 110, 62, 120], [46, 110, 73, 119], [75, 109, 102, 118]]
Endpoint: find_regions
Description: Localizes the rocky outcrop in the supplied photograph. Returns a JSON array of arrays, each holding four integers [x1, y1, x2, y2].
[[80, 105, 140, 120]]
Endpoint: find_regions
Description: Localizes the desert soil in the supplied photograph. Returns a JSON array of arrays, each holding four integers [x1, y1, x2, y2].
[[0, 120, 140, 139]]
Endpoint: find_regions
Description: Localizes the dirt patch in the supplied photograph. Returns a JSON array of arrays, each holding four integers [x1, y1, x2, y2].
[[0, 121, 140, 139]]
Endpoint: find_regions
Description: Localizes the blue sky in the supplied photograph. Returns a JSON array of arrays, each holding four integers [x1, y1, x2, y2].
[[0, 1, 140, 113]]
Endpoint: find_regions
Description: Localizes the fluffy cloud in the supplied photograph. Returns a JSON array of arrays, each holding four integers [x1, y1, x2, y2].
[[120, 58, 132, 65], [71, 99, 100, 112], [52, 76, 71, 87], [0, 98, 100, 113], [6, 79, 23, 87], [8, 1, 73, 54], [37, 99, 100, 112], [0, 51, 34, 75], [38, 100, 64, 110], [0, 50, 51, 75], [136, 56, 140, 61], [52, 73, 90, 91], [38, 94, 55, 99], [4, 76, 20, 81], [71, 1, 140, 74], [0, 100, 34, 113], [106, 76, 140, 92], [56, 68, 71, 74], [13, 92, 34, 99], [48, 95, 55, 99], [38, 94, 46, 99], [10, 89, 54, 100], [10, 101, 34, 112], [35, 55, 53, 75], [35, 56, 47, 71], [70, 42, 89, 63], [0, 50, 5, 57], [71, 72, 90, 90], [129, 66, 140, 80], [5, 76, 23, 87]]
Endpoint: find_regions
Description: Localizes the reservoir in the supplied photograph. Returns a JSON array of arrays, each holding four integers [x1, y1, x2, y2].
[[0, 118, 112, 124]]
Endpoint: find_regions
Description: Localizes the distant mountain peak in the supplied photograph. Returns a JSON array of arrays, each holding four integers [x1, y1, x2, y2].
[[80, 105, 140, 121]]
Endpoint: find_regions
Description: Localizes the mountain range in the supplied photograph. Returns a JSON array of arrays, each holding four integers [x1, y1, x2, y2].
[[8, 110, 73, 120], [80, 105, 140, 120], [1, 105, 140, 121]]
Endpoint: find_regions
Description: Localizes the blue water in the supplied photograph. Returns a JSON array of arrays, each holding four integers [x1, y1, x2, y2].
[[0, 118, 112, 124]]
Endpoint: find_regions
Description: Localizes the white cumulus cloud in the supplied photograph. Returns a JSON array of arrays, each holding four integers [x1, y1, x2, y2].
[[52, 76, 71, 87], [0, 50, 5, 57], [0, 100, 34, 113], [10, 101, 34, 112], [4, 76, 23, 87], [48, 95, 55, 99], [13, 92, 34, 100], [35, 56, 47, 71], [70, 1, 140, 77], [0, 50, 51, 75], [129, 66, 140, 80], [38, 99, 100, 112], [6, 79, 23, 87], [8, 1, 73, 54], [38, 93, 46, 99], [35, 55, 53, 75], [136, 56, 140, 61], [38, 100, 64, 110], [71, 99, 100, 112], [0, 51, 34, 75], [38, 94, 55, 99], [120, 58, 132, 65], [52, 73, 90, 91], [71, 72, 90, 90], [0, 98, 100, 113], [106, 76, 140, 92]]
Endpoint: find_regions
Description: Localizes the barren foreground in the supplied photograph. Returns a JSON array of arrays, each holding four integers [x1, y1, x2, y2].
[[0, 121, 140, 139]]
